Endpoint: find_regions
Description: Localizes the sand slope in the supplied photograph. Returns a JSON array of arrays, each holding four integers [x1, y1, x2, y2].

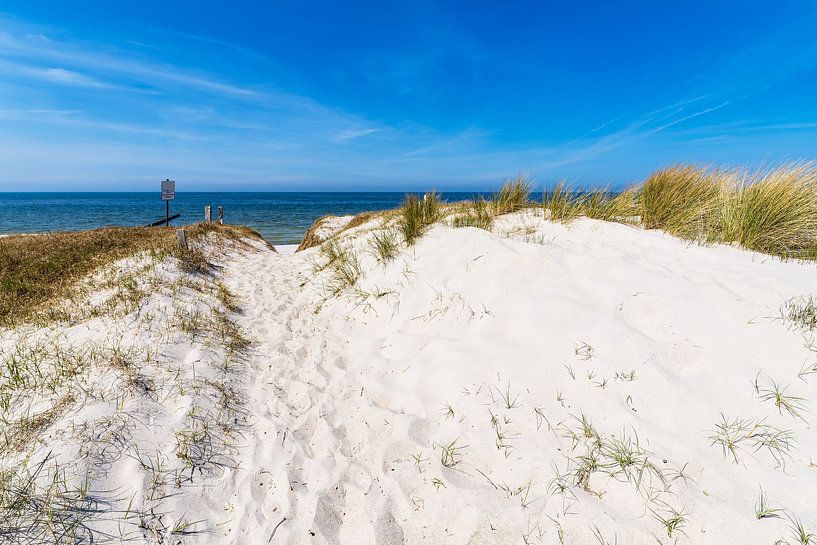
[[3, 212, 817, 544]]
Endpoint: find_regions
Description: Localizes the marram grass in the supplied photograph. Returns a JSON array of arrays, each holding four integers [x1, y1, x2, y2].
[[640, 162, 817, 259], [400, 192, 442, 245], [718, 164, 817, 258], [492, 175, 532, 215], [640, 164, 728, 239]]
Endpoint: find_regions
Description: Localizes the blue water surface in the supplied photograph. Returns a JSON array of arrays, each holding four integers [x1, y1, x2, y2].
[[0, 192, 483, 244]]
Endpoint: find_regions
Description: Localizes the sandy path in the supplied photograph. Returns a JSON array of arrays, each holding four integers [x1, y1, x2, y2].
[[218, 248, 407, 545]]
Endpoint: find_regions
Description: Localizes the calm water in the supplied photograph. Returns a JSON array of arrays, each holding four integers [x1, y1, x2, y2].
[[0, 192, 482, 244]]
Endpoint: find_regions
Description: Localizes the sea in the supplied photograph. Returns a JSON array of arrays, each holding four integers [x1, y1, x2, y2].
[[0, 192, 484, 245]]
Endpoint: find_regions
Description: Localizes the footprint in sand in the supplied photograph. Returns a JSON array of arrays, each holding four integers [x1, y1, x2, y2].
[[313, 482, 347, 544]]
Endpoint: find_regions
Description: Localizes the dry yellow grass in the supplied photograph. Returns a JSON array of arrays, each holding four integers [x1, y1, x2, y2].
[[640, 162, 817, 259], [640, 165, 729, 239], [717, 163, 817, 258], [0, 223, 265, 327]]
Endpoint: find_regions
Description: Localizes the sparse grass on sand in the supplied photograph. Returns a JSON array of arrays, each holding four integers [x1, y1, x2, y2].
[[298, 161, 817, 262], [0, 223, 265, 327], [452, 177, 533, 231]]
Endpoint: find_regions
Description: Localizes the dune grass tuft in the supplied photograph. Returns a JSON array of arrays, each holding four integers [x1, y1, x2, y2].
[[781, 296, 817, 331], [718, 164, 817, 257], [640, 164, 727, 239], [369, 229, 400, 263], [453, 197, 494, 231], [543, 183, 583, 224], [638, 163, 817, 259], [399, 192, 442, 245], [492, 175, 532, 215]]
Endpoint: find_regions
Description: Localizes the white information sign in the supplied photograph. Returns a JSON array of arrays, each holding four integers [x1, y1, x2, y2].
[[161, 179, 176, 201]]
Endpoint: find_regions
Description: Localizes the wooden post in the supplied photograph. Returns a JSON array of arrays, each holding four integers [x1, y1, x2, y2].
[[205, 206, 211, 222], [166, 200, 170, 226], [176, 229, 188, 250], [218, 206, 223, 225]]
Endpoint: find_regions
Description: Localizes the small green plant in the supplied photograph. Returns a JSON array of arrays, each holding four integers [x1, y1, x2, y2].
[[756, 380, 808, 421], [708, 414, 794, 466], [436, 438, 466, 468], [614, 370, 636, 382], [651, 503, 687, 538], [755, 487, 783, 519], [497, 382, 521, 409], [787, 513, 816, 545], [369, 229, 399, 263], [782, 296, 817, 331], [575, 341, 594, 360]]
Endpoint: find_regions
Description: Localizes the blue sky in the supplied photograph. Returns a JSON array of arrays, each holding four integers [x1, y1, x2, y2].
[[0, 1, 816, 191]]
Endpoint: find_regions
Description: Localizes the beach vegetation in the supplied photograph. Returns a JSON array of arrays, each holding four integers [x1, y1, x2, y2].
[[717, 164, 817, 257], [755, 488, 783, 519], [640, 164, 726, 239], [651, 502, 687, 538], [399, 192, 442, 245], [708, 414, 794, 467], [756, 380, 808, 421], [492, 175, 532, 215], [787, 514, 816, 545], [369, 229, 399, 263], [0, 223, 263, 327], [544, 182, 583, 223], [781, 296, 817, 332], [639, 162, 817, 259], [436, 438, 465, 468], [453, 197, 493, 230]]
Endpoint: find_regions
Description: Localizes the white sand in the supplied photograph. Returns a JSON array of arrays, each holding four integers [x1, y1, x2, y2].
[[3, 211, 817, 544]]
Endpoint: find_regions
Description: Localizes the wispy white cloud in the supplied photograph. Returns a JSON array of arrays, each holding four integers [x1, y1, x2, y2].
[[33, 67, 108, 88], [331, 127, 381, 141]]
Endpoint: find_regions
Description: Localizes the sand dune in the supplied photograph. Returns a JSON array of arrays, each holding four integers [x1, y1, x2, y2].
[[2, 211, 816, 544]]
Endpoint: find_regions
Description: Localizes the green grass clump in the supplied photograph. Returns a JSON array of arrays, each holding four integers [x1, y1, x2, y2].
[[544, 183, 583, 223], [781, 296, 817, 331], [453, 197, 494, 231], [492, 176, 532, 215], [582, 187, 640, 222], [718, 164, 817, 257], [399, 192, 442, 245], [640, 164, 727, 239], [369, 229, 399, 263]]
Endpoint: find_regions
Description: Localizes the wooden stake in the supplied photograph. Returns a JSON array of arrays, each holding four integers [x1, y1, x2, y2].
[[176, 229, 188, 250]]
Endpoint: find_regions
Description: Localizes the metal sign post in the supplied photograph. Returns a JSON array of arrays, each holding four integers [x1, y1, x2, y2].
[[161, 179, 176, 226]]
